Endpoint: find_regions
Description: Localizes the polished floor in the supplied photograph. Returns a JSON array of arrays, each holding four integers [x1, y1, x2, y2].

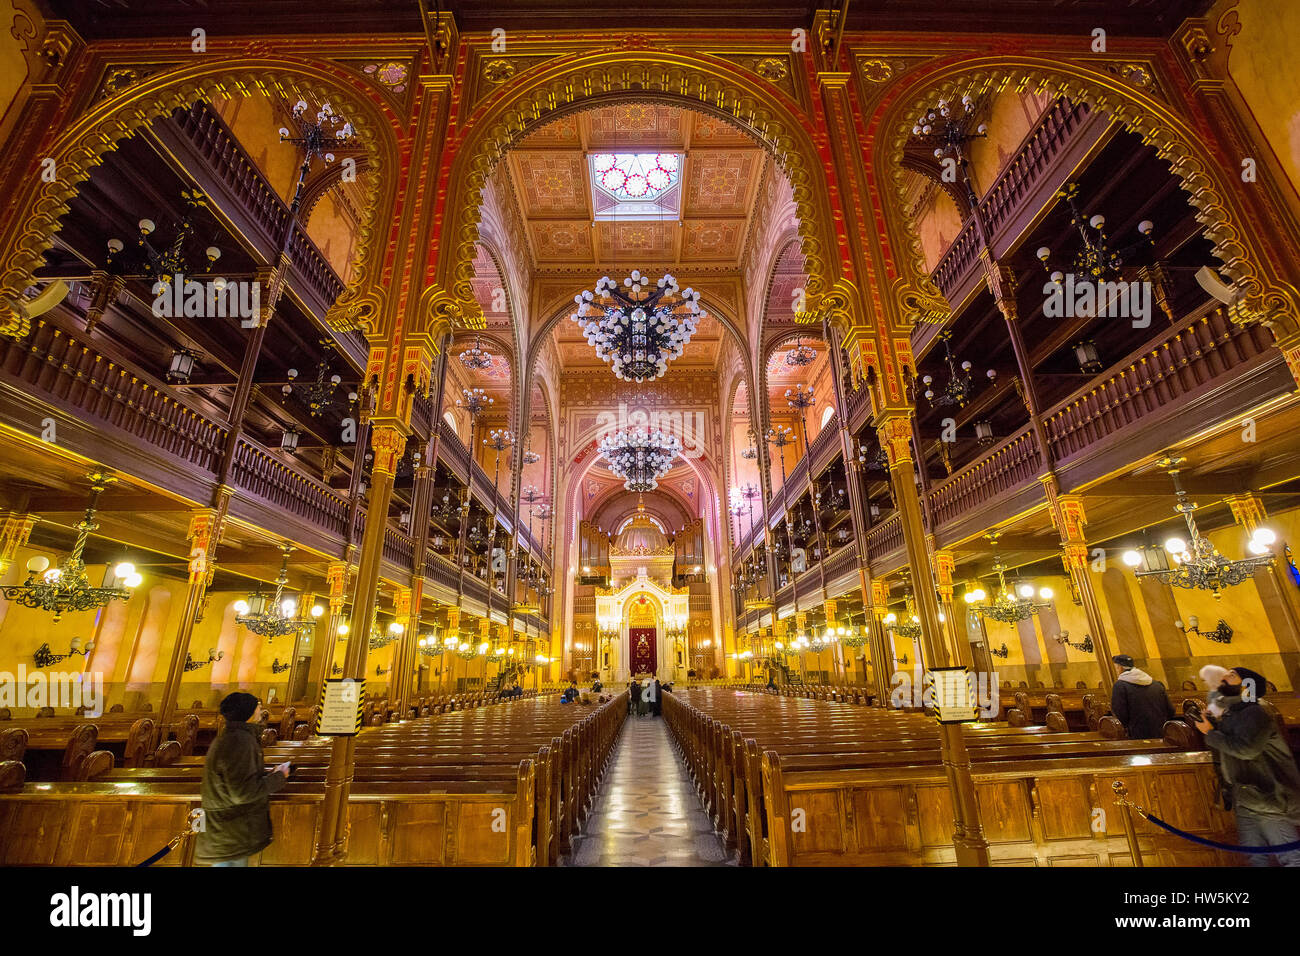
[[562, 708, 737, 867]]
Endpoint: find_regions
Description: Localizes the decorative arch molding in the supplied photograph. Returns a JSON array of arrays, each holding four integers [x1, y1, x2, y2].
[[761, 327, 829, 368], [873, 55, 1300, 342], [436, 51, 846, 338], [0, 57, 404, 339], [586, 487, 693, 535]]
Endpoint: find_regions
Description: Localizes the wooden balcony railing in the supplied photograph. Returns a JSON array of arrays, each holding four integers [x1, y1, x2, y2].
[[865, 516, 904, 564], [171, 104, 348, 325], [229, 438, 349, 537], [822, 541, 860, 582], [931, 99, 1097, 305], [808, 414, 841, 474], [0, 318, 228, 473], [382, 526, 415, 570], [1044, 305, 1279, 466], [926, 426, 1043, 529]]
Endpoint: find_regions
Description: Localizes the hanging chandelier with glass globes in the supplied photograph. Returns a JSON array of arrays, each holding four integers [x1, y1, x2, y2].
[[570, 270, 704, 382], [1120, 458, 1275, 597], [104, 189, 222, 283], [598, 429, 682, 492], [1, 471, 142, 622], [964, 556, 1054, 624], [784, 337, 816, 368], [920, 330, 996, 409], [458, 336, 494, 371], [234, 546, 323, 639]]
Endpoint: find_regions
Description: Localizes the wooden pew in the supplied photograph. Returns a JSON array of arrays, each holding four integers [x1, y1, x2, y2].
[[663, 688, 1220, 867], [0, 693, 626, 867]]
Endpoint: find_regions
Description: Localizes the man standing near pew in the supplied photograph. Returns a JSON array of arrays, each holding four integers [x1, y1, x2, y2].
[[1109, 654, 1173, 738], [195, 692, 292, 867], [1194, 666, 1300, 867], [651, 678, 662, 718]]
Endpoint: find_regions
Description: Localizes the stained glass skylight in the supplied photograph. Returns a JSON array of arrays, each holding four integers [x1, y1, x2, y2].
[[591, 153, 680, 201]]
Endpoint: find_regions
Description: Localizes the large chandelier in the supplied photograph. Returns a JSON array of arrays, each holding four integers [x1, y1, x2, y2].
[[368, 613, 404, 651], [1121, 458, 1274, 597], [570, 270, 704, 382], [883, 603, 922, 641], [104, 189, 222, 282], [965, 555, 1053, 624], [598, 429, 681, 492], [458, 336, 494, 371], [784, 337, 816, 368], [1, 471, 142, 622], [920, 330, 995, 409], [234, 546, 323, 639], [283, 344, 349, 417]]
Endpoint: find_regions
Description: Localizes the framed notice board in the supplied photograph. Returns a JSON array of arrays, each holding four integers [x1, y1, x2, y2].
[[315, 678, 365, 736]]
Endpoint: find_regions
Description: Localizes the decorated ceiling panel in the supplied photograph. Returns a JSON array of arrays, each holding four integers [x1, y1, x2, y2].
[[509, 152, 591, 218], [683, 150, 762, 217]]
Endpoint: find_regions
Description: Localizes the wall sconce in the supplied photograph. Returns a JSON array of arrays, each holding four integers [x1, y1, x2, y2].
[[1053, 630, 1094, 652], [988, 643, 1009, 659], [270, 658, 290, 674], [184, 648, 223, 672], [33, 638, 94, 668], [375, 664, 390, 676], [893, 654, 909, 665], [331, 663, 343, 676], [1175, 615, 1233, 644]]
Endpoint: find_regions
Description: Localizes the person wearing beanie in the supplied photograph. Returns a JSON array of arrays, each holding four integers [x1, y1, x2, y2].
[[195, 692, 291, 866], [1109, 654, 1173, 739], [1194, 666, 1300, 866]]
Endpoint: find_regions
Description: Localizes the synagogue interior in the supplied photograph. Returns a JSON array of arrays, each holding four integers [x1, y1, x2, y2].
[[1, 0, 1300, 879]]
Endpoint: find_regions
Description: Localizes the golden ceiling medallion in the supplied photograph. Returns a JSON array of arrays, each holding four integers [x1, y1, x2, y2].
[[756, 57, 788, 82], [859, 59, 894, 83], [483, 59, 517, 85]]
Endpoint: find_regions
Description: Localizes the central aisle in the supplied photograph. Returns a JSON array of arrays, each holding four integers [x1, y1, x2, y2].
[[562, 709, 737, 867]]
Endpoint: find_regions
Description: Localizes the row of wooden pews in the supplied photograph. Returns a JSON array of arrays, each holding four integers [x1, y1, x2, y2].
[[0, 690, 623, 866], [665, 687, 1240, 866], [0, 689, 544, 787]]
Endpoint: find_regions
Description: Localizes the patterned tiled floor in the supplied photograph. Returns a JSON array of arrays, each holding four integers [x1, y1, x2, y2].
[[561, 710, 738, 867]]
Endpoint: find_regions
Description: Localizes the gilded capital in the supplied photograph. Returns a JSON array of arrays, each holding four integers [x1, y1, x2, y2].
[[877, 415, 913, 468], [370, 424, 408, 477]]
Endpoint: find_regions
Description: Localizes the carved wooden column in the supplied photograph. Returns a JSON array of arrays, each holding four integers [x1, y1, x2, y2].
[[1042, 485, 1117, 692], [933, 550, 972, 670], [307, 562, 351, 698], [314, 423, 406, 864], [159, 501, 228, 732], [878, 410, 989, 866], [387, 585, 413, 713]]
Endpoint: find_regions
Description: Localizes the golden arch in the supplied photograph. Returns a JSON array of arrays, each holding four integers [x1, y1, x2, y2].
[[0, 58, 404, 339], [435, 51, 844, 335], [873, 56, 1300, 336]]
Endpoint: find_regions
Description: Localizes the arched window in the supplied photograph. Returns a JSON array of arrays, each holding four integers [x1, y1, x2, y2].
[[442, 410, 459, 439], [820, 406, 835, 429]]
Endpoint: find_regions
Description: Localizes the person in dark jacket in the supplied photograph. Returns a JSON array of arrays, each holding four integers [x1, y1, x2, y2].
[[1109, 654, 1173, 738], [1194, 666, 1300, 866], [195, 692, 290, 866], [651, 678, 662, 717]]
